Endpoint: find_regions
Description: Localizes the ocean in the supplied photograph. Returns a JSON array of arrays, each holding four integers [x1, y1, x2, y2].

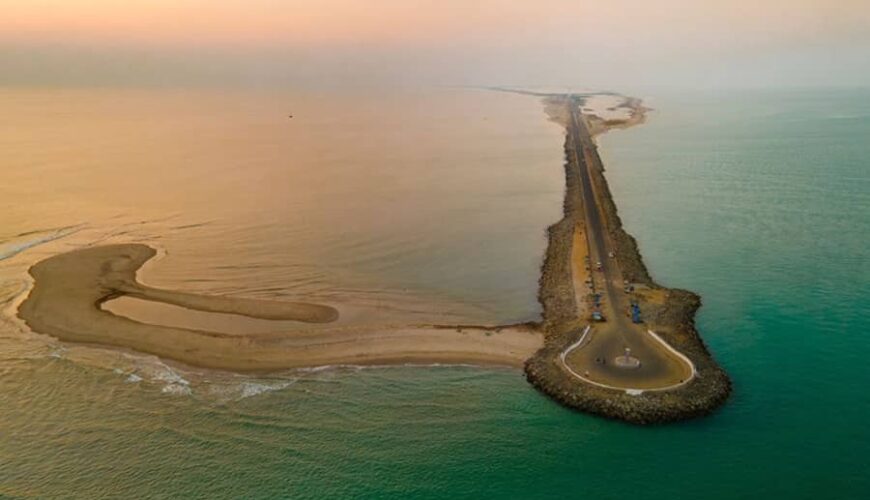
[[1, 86, 868, 498]]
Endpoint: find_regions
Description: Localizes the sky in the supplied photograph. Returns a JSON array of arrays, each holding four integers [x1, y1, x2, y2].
[[1, 0, 869, 88]]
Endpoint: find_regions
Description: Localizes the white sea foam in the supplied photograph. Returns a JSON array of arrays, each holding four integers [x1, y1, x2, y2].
[[296, 364, 341, 373], [121, 356, 194, 394], [0, 226, 82, 262], [295, 362, 480, 374], [161, 383, 192, 395], [146, 360, 191, 387], [237, 380, 296, 399]]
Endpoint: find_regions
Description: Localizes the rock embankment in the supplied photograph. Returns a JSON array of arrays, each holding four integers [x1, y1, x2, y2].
[[526, 288, 731, 424], [526, 95, 731, 424]]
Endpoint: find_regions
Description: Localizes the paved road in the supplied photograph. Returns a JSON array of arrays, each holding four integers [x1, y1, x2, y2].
[[563, 99, 693, 390]]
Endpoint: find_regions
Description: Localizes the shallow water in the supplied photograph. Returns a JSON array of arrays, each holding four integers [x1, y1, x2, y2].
[[2, 87, 869, 498], [0, 87, 564, 325], [102, 296, 322, 335]]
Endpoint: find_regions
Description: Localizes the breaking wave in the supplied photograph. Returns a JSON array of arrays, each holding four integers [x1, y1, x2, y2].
[[0, 225, 83, 262]]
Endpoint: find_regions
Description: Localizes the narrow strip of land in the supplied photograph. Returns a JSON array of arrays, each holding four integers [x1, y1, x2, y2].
[[524, 92, 731, 423], [18, 244, 542, 371], [562, 100, 694, 390]]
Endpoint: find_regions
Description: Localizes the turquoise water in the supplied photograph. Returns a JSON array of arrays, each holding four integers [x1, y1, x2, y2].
[[2, 88, 869, 498]]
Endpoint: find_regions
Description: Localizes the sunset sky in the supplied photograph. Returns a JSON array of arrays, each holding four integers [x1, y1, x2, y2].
[[2, 0, 868, 87]]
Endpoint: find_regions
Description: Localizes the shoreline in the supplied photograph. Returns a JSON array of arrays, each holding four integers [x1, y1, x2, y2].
[[16, 90, 730, 423], [17, 244, 543, 371]]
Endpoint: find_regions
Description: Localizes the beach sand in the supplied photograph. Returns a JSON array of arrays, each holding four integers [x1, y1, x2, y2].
[[18, 244, 542, 371]]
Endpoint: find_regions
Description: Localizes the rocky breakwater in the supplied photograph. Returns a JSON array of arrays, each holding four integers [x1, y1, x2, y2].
[[524, 94, 731, 424]]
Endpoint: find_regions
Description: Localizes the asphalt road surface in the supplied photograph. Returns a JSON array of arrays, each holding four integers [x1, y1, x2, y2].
[[563, 100, 693, 390]]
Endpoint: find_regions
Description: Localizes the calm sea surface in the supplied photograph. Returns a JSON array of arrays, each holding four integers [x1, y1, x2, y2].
[[1, 87, 868, 498]]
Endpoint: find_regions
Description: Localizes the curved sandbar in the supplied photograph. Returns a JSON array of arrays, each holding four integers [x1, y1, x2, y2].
[[18, 244, 543, 371]]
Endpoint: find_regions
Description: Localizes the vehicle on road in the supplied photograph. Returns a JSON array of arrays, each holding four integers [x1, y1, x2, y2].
[[630, 303, 642, 324]]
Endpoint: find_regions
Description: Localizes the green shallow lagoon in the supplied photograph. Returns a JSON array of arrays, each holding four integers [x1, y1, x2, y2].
[[1, 88, 868, 498]]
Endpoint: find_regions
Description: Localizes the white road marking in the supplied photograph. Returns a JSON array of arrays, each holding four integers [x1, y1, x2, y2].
[[558, 325, 696, 394]]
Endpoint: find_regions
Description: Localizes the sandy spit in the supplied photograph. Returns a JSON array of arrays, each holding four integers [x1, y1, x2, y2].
[[18, 244, 543, 371]]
